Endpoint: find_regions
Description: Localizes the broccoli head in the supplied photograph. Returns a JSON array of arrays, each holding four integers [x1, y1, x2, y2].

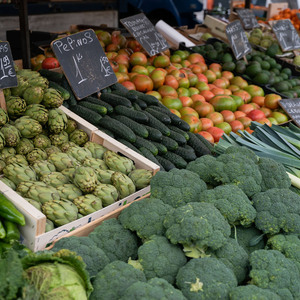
[[118, 197, 172, 240], [229, 285, 281, 300], [249, 249, 300, 299], [150, 168, 207, 208], [176, 257, 237, 300], [199, 184, 256, 227], [89, 218, 138, 262], [120, 278, 187, 300], [128, 235, 187, 284], [257, 157, 291, 191], [224, 145, 258, 163], [51, 236, 110, 278], [252, 188, 300, 235], [90, 260, 146, 300], [163, 202, 231, 258]]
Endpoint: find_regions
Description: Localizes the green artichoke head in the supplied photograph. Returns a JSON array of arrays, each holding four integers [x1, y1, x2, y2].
[[14, 116, 43, 139], [111, 171, 136, 199], [72, 166, 98, 194], [103, 150, 135, 175], [73, 194, 103, 215]]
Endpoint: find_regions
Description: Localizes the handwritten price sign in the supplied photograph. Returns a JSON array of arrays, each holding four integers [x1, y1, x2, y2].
[[0, 42, 17, 89]]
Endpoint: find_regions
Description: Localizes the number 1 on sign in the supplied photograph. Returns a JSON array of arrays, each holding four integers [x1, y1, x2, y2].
[[72, 53, 87, 84]]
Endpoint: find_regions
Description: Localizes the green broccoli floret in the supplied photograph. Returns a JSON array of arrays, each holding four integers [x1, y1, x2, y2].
[[230, 225, 266, 255], [176, 257, 237, 300], [90, 260, 146, 300], [249, 249, 300, 299], [163, 202, 231, 258], [225, 145, 258, 163], [257, 157, 291, 191], [229, 285, 281, 300], [150, 168, 207, 208], [252, 188, 300, 235], [89, 218, 138, 262], [120, 278, 187, 300], [208, 238, 249, 284], [51, 236, 110, 278], [118, 198, 172, 240], [199, 184, 256, 227], [266, 234, 300, 271], [128, 235, 187, 284]]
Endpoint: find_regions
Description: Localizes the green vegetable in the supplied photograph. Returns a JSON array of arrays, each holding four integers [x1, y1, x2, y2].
[[48, 80, 70, 100], [155, 155, 175, 171], [187, 132, 212, 157], [143, 111, 171, 136], [161, 135, 179, 151], [143, 125, 163, 141], [133, 135, 158, 155], [78, 101, 107, 115], [0, 194, 25, 226], [3, 219, 20, 242], [127, 90, 159, 106], [70, 105, 102, 125], [114, 105, 149, 123], [0, 219, 6, 239], [39, 69, 63, 83], [173, 145, 197, 162], [84, 96, 114, 114], [100, 92, 132, 108], [162, 151, 187, 169], [229, 285, 281, 300], [145, 107, 172, 124]]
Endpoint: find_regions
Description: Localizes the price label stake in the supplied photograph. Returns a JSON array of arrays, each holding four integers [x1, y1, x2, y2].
[[236, 9, 260, 30], [120, 13, 169, 56], [51, 29, 117, 100], [279, 99, 300, 127]]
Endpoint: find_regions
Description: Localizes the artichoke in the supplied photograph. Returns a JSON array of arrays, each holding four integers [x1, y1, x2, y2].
[[45, 218, 55, 232], [128, 169, 153, 189], [0, 159, 6, 174], [65, 119, 77, 135], [14, 116, 43, 138], [26, 148, 47, 164], [33, 134, 51, 149], [56, 183, 82, 202], [42, 199, 78, 226], [66, 146, 92, 163], [47, 108, 68, 134], [0, 147, 16, 160], [60, 142, 77, 153], [83, 141, 108, 159], [94, 169, 115, 184], [3, 163, 37, 185], [6, 96, 27, 119], [32, 160, 56, 177], [48, 152, 80, 171], [25, 198, 42, 211], [0, 124, 21, 147], [42, 88, 64, 108], [27, 76, 49, 90], [111, 171, 136, 199], [16, 138, 34, 155], [10, 75, 29, 97], [16, 181, 47, 196], [23, 86, 44, 105], [69, 129, 89, 146], [0, 108, 9, 127], [17, 69, 40, 78], [24, 104, 49, 125], [5, 154, 28, 166], [40, 171, 70, 188], [3, 88, 11, 99], [103, 150, 135, 175], [49, 131, 69, 147], [73, 194, 103, 216], [0, 132, 6, 150], [45, 145, 61, 157], [93, 183, 119, 207], [82, 156, 108, 171], [61, 168, 76, 180], [72, 166, 98, 194], [26, 183, 60, 204], [0, 177, 16, 190]]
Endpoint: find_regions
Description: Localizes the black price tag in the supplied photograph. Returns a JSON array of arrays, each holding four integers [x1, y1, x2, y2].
[[225, 20, 252, 60], [0, 41, 17, 89], [270, 19, 300, 51], [120, 13, 169, 56], [279, 99, 300, 127], [51, 29, 117, 100], [236, 9, 260, 30]]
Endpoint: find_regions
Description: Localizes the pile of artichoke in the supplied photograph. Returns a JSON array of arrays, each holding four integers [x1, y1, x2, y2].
[[0, 70, 153, 231]]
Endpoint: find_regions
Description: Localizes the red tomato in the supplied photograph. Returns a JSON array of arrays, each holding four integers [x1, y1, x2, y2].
[[42, 57, 60, 69]]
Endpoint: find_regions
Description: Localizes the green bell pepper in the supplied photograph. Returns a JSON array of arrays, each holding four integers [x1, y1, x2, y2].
[[0, 193, 25, 226]]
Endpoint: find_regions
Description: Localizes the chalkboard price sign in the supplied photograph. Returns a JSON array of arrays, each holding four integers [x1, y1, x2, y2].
[[236, 9, 260, 30], [120, 13, 169, 56], [225, 20, 252, 60], [270, 19, 300, 51], [51, 29, 117, 100], [279, 99, 300, 127], [0, 41, 17, 89]]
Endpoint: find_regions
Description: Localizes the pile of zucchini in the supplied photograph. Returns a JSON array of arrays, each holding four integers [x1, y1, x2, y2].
[[40, 70, 214, 171]]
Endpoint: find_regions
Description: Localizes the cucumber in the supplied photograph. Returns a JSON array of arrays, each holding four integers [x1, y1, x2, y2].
[[155, 155, 176, 171], [195, 133, 215, 154], [70, 105, 102, 125], [151, 141, 168, 155], [111, 115, 149, 138], [127, 90, 160, 106], [63, 101, 70, 109], [116, 138, 143, 155], [187, 132, 212, 157], [168, 129, 187, 146], [145, 107, 172, 125], [38, 69, 63, 83], [162, 152, 187, 169], [114, 105, 149, 123], [100, 87, 112, 93], [100, 92, 132, 108], [161, 135, 179, 151], [84, 96, 114, 114], [167, 125, 190, 141], [132, 98, 147, 110], [78, 101, 108, 115], [96, 126, 115, 138], [110, 82, 129, 93], [173, 145, 197, 162], [132, 102, 143, 111], [143, 125, 163, 142], [48, 81, 70, 100], [61, 77, 77, 107], [98, 116, 136, 143], [139, 147, 165, 171], [143, 111, 171, 136], [133, 136, 158, 156]]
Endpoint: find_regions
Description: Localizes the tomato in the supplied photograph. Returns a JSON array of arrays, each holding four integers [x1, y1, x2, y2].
[[41, 57, 60, 69]]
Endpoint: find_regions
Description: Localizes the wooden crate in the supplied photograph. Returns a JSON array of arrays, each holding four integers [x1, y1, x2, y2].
[[204, 15, 229, 42]]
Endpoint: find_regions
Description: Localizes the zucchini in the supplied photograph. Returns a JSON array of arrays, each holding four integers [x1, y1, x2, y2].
[[143, 111, 171, 136], [167, 125, 190, 141], [100, 92, 132, 108], [168, 129, 187, 146], [49, 81, 70, 100], [173, 145, 197, 162], [162, 152, 187, 169], [114, 105, 149, 123], [143, 125, 163, 142], [139, 147, 165, 171], [155, 155, 176, 171], [161, 135, 179, 151], [78, 101, 107, 115], [187, 132, 212, 157], [111, 115, 149, 138], [110, 82, 129, 93], [127, 90, 160, 106], [195, 133, 215, 154], [61, 77, 77, 107], [133, 136, 158, 156], [151, 141, 168, 155], [84, 96, 114, 114], [38, 69, 63, 83], [98, 116, 136, 143], [116, 138, 142, 155], [145, 107, 172, 125], [96, 126, 115, 138], [70, 105, 102, 125]]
